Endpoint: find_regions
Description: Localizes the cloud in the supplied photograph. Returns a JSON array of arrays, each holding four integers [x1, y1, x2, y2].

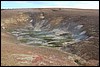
[[71, 1, 99, 9], [29, 1, 98, 9], [1, 1, 99, 9], [39, 1, 99, 9], [14, 1, 29, 4]]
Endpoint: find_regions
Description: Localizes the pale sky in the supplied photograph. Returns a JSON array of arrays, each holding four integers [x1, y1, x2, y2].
[[1, 1, 99, 9]]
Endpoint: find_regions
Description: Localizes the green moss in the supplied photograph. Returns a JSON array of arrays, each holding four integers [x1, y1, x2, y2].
[[42, 37, 54, 42], [19, 39, 29, 43], [29, 43, 42, 46], [48, 42, 62, 47]]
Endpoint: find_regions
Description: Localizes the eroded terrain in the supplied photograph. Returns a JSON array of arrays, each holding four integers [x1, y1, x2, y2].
[[1, 8, 99, 66]]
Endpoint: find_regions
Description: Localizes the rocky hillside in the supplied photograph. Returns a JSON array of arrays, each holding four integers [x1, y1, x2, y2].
[[1, 8, 99, 66]]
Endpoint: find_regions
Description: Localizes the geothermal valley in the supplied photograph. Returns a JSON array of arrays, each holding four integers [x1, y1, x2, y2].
[[1, 8, 99, 66]]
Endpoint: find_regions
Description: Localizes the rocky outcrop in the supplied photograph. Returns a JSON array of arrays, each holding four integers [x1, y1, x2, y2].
[[1, 11, 29, 31]]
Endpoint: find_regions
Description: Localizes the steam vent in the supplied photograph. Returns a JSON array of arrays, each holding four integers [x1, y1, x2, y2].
[[1, 8, 99, 66]]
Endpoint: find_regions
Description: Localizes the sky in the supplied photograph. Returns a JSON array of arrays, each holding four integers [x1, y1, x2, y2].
[[1, 1, 99, 9]]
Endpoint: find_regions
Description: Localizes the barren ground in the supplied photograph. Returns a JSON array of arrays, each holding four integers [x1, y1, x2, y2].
[[1, 8, 99, 66]]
